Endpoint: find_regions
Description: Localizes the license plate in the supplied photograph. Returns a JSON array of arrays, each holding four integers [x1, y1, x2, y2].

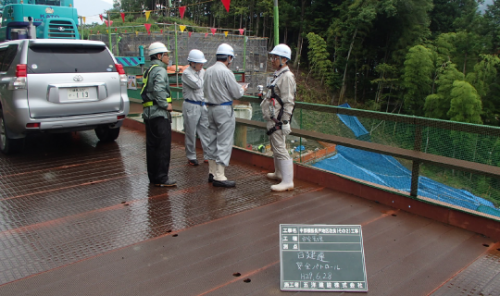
[[68, 88, 91, 100]]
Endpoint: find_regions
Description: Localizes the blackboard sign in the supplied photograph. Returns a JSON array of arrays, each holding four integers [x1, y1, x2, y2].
[[279, 224, 368, 292]]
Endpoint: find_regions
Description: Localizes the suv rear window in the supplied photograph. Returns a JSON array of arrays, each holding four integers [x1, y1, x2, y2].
[[27, 45, 116, 74]]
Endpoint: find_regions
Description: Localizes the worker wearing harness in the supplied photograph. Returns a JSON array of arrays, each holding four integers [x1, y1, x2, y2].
[[203, 43, 248, 187], [141, 42, 176, 187], [261, 44, 296, 191], [182, 49, 210, 166]]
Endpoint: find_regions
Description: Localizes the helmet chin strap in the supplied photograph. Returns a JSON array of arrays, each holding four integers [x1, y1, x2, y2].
[[228, 56, 233, 65]]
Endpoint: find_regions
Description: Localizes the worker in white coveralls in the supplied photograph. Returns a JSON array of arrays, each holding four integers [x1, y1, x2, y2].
[[261, 44, 296, 191], [203, 43, 247, 187], [182, 49, 210, 166]]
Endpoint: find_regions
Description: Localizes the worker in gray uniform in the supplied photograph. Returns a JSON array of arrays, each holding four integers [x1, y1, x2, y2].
[[141, 42, 176, 187], [182, 49, 210, 166], [203, 43, 247, 187], [261, 44, 296, 191]]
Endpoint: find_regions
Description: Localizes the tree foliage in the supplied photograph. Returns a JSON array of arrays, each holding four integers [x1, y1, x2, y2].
[[108, 0, 500, 126]]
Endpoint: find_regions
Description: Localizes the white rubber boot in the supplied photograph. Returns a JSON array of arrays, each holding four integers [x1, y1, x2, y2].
[[271, 159, 294, 191], [213, 163, 236, 187], [214, 163, 227, 181], [266, 157, 282, 180], [208, 160, 216, 183]]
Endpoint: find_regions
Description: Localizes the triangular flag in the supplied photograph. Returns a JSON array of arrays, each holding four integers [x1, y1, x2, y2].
[[205, 32, 208, 37], [82, 17, 86, 24], [239, 28, 244, 35], [90, 30, 93, 33], [125, 30, 127, 33], [224, 31, 228, 37], [160, 29, 163, 34], [104, 20, 113, 27], [115, 28, 117, 32], [121, 12, 125, 23], [179, 25, 186, 32], [221, 0, 231, 12], [145, 11, 151, 21], [179, 6, 186, 19], [136, 31, 139, 36], [97, 31, 100, 34], [210, 28, 217, 35], [189, 32, 192, 37], [144, 23, 151, 34], [106, 30, 109, 33], [99, 14, 103, 21]]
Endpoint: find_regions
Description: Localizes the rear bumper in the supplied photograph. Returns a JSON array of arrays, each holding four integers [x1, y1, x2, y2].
[[9, 113, 126, 138], [38, 114, 124, 130]]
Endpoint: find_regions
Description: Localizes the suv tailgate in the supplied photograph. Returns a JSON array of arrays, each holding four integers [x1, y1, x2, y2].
[[26, 43, 123, 118]]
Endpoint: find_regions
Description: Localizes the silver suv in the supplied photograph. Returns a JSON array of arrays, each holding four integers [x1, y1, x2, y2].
[[0, 39, 130, 154]]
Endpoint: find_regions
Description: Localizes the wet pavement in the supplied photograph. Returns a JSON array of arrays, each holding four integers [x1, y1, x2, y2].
[[0, 123, 499, 295], [0, 126, 316, 286]]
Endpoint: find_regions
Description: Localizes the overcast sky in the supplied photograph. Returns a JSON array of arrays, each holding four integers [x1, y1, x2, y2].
[[74, 0, 113, 24]]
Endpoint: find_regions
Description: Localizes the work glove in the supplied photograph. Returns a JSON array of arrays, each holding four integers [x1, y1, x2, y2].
[[281, 122, 291, 136]]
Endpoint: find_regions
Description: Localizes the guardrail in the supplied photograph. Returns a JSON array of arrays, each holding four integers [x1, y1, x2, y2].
[[166, 87, 500, 215]]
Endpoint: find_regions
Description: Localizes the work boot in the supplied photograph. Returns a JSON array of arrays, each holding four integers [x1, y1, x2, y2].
[[212, 163, 236, 188], [271, 159, 294, 191], [208, 160, 216, 183], [155, 179, 177, 187], [267, 157, 282, 180], [188, 159, 199, 166]]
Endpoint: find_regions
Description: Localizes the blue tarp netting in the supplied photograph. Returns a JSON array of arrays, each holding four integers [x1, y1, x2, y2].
[[312, 108, 499, 217], [338, 103, 369, 138]]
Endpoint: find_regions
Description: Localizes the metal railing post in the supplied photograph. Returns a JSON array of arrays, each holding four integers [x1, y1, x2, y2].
[[410, 124, 423, 197]]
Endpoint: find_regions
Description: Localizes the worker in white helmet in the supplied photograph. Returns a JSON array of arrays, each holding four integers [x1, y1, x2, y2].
[[203, 43, 248, 187], [261, 44, 296, 191], [182, 49, 210, 166], [141, 42, 176, 187]]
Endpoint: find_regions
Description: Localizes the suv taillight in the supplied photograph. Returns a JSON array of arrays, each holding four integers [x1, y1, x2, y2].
[[116, 64, 125, 75], [116, 64, 127, 86], [16, 64, 27, 77], [10, 64, 28, 90]]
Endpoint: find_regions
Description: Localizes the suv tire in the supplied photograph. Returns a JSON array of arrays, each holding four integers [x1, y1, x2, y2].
[[0, 110, 25, 154], [95, 125, 120, 142]]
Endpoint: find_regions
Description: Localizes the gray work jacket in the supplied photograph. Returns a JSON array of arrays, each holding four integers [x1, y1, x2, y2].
[[261, 66, 296, 122], [203, 62, 243, 104], [182, 66, 205, 102]]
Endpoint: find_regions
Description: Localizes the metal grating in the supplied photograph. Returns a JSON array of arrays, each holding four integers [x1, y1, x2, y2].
[[0, 128, 315, 286]]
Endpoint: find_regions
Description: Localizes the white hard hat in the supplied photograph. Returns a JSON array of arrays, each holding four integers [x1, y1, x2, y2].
[[216, 43, 234, 57], [187, 49, 207, 63], [269, 44, 292, 60], [148, 42, 170, 56]]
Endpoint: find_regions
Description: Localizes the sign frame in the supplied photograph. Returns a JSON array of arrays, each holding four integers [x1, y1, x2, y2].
[[279, 224, 368, 292]]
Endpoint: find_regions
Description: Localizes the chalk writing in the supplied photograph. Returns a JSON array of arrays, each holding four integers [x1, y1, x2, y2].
[[280, 224, 367, 292]]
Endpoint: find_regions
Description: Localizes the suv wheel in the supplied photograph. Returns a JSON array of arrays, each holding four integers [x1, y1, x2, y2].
[[95, 125, 120, 142], [0, 111, 25, 154]]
